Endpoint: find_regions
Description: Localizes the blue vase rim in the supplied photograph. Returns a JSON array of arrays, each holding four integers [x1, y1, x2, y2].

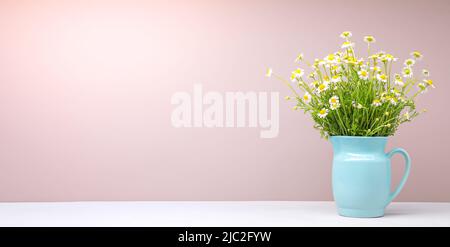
[[330, 136, 388, 140]]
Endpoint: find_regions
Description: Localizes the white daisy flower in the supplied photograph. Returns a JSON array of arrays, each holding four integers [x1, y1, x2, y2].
[[417, 83, 427, 93], [403, 112, 410, 121], [330, 65, 342, 74], [358, 70, 369, 80], [290, 68, 305, 82], [294, 53, 304, 63], [341, 41, 354, 49], [376, 73, 388, 82], [340, 31, 352, 39], [310, 80, 319, 88], [342, 56, 357, 65], [302, 92, 311, 104], [370, 66, 381, 73], [369, 54, 379, 60], [423, 79, 435, 88], [391, 89, 401, 97], [318, 108, 329, 118], [389, 97, 398, 105], [324, 54, 337, 64], [422, 69, 430, 77], [383, 54, 397, 62], [404, 58, 415, 67], [316, 81, 329, 94], [376, 51, 386, 57], [410, 51, 423, 60], [331, 75, 341, 83], [363, 35, 376, 43], [372, 99, 382, 107], [395, 78, 404, 86], [329, 95, 340, 105], [402, 67, 413, 78], [265, 68, 273, 77], [330, 102, 340, 110]]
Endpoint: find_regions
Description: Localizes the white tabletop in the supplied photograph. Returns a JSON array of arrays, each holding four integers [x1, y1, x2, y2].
[[0, 201, 449, 227]]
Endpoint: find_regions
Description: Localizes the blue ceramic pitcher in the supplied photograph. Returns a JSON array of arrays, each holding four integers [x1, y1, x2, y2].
[[330, 136, 411, 218]]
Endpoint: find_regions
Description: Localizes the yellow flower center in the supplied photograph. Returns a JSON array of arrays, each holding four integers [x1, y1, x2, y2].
[[319, 84, 326, 90], [320, 109, 327, 115], [412, 51, 422, 58]]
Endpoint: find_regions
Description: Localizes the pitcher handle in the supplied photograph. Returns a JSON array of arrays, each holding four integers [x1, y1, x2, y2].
[[385, 148, 411, 206]]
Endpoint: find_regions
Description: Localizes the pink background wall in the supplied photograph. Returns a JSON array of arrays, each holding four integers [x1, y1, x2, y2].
[[0, 0, 449, 202]]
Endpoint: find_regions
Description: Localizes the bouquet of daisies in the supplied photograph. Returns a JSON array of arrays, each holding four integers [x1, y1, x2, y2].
[[266, 31, 434, 138]]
